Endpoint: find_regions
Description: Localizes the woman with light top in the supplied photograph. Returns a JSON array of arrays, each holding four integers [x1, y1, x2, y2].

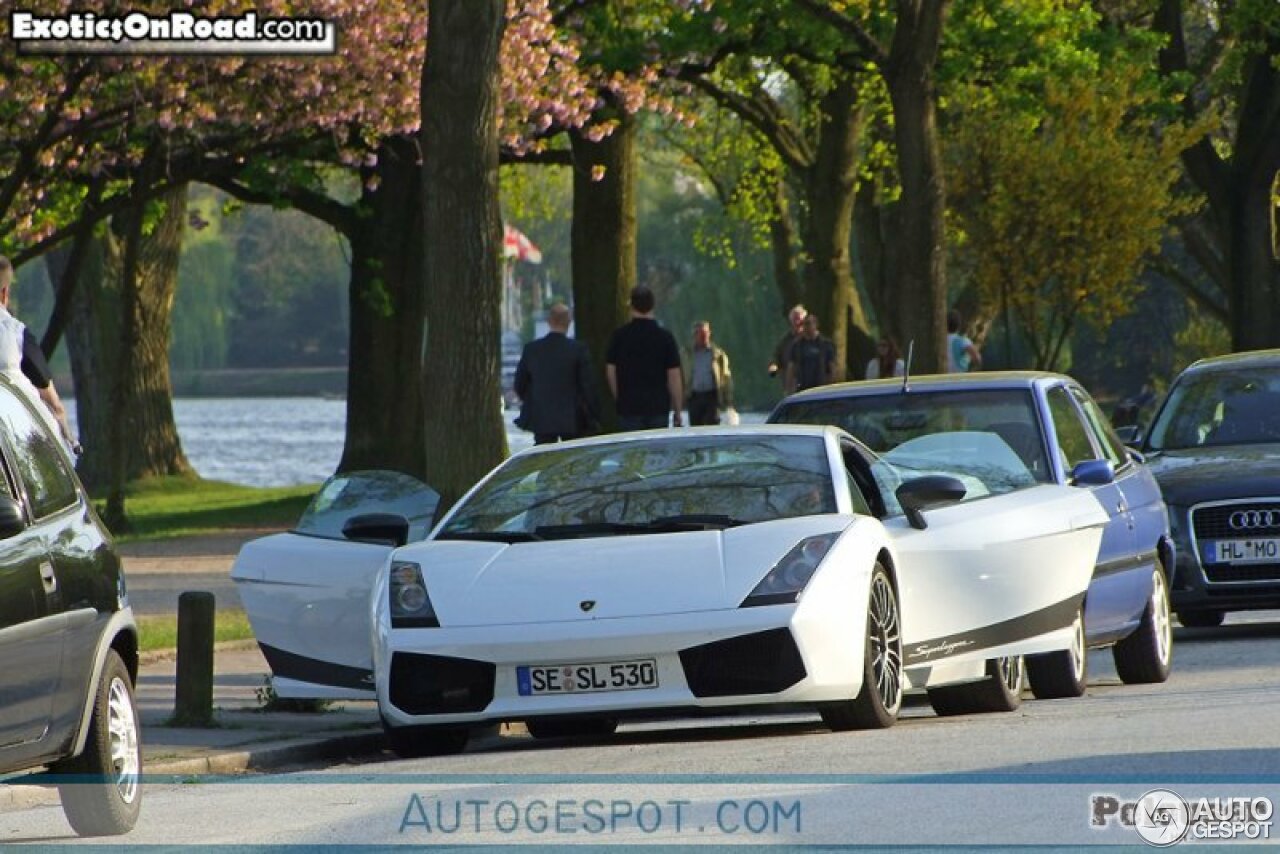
[[865, 336, 905, 380]]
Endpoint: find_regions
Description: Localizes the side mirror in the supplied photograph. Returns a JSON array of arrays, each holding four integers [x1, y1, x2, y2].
[[896, 475, 967, 530], [1115, 424, 1144, 447], [0, 494, 25, 539], [342, 513, 410, 547], [1071, 459, 1115, 486]]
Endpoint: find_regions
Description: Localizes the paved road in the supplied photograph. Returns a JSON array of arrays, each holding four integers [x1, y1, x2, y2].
[[8, 612, 1280, 846], [120, 531, 268, 615]]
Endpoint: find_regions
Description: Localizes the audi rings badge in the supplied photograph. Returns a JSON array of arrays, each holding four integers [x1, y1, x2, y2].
[[1228, 509, 1280, 530]]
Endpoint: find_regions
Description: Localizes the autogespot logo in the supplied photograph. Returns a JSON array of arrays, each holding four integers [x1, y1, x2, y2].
[[1134, 790, 1190, 847], [1228, 509, 1280, 530]]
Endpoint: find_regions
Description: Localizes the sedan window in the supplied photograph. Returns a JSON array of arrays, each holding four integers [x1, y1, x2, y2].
[[1147, 369, 1280, 450], [772, 389, 1052, 493], [1047, 388, 1098, 473]]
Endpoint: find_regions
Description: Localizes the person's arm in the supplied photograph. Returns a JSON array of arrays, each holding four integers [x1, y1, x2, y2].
[[39, 383, 79, 453], [605, 363, 618, 400], [720, 350, 733, 409], [966, 341, 982, 370], [513, 352, 531, 401], [667, 367, 683, 427]]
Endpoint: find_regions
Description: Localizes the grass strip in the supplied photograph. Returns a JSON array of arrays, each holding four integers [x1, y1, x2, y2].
[[136, 608, 256, 653]]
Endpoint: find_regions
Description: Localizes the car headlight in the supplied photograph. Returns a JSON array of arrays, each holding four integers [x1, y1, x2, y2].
[[390, 560, 439, 628], [740, 533, 839, 608]]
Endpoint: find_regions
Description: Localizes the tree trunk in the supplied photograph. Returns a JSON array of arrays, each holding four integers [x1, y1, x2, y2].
[[1225, 42, 1280, 350], [801, 77, 872, 381], [420, 0, 508, 514], [886, 0, 950, 373], [768, 175, 804, 317], [62, 187, 192, 493], [570, 111, 636, 431], [854, 180, 900, 345], [338, 136, 428, 481]]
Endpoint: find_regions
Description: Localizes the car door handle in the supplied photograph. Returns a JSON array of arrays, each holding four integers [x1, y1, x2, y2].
[[39, 562, 57, 595]]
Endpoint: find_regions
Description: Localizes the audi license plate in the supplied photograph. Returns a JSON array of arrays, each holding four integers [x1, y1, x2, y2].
[[517, 659, 658, 696], [1205, 539, 1280, 565]]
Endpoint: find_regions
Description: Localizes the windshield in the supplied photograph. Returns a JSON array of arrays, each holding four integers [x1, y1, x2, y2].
[[437, 435, 838, 540], [773, 389, 1050, 499], [1147, 368, 1280, 450], [294, 470, 439, 542]]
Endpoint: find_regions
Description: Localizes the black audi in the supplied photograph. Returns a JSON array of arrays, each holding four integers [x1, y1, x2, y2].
[[1131, 350, 1280, 626]]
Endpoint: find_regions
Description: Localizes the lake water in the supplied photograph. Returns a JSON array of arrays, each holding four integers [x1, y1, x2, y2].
[[66, 398, 767, 488]]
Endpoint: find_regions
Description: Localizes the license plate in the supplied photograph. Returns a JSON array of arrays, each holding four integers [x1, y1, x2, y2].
[[1204, 538, 1280, 565], [516, 659, 658, 696]]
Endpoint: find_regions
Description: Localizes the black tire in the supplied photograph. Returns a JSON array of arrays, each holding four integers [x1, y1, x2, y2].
[[928, 656, 1024, 716], [820, 563, 902, 731], [525, 717, 619, 740], [381, 717, 469, 758], [1114, 568, 1173, 684], [53, 650, 142, 837], [1027, 607, 1087, 699], [1177, 609, 1225, 628]]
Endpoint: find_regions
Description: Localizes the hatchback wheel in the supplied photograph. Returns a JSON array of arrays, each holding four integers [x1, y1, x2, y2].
[[1114, 568, 1173, 684], [54, 651, 142, 837], [1027, 607, 1087, 699]]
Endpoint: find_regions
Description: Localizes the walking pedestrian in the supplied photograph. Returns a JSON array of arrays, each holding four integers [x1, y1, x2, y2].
[[946, 310, 983, 373], [0, 256, 79, 453], [685, 320, 733, 426], [865, 335, 905, 379], [768, 304, 806, 391], [606, 286, 683, 431], [513, 303, 599, 445], [787, 314, 836, 393]]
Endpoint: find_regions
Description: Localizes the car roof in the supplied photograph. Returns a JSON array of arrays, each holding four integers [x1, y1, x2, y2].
[[779, 371, 1072, 404], [1181, 348, 1280, 375], [512, 424, 849, 457]]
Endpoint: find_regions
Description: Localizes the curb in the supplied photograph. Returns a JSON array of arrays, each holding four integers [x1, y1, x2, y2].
[[1, 723, 525, 813], [138, 638, 259, 667]]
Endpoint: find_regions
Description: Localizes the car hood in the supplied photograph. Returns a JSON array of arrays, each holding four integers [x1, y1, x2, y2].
[[1145, 444, 1280, 504], [396, 515, 854, 627]]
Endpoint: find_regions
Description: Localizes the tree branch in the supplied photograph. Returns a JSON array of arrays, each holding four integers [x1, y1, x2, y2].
[[202, 169, 356, 235], [684, 75, 814, 171], [792, 0, 887, 67]]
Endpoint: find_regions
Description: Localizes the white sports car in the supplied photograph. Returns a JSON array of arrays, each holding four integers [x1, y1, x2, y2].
[[233, 426, 1109, 756]]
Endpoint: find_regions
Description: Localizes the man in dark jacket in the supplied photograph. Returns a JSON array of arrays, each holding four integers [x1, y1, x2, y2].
[[514, 303, 599, 444]]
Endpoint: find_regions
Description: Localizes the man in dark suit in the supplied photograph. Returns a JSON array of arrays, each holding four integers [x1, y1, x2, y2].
[[514, 303, 599, 445]]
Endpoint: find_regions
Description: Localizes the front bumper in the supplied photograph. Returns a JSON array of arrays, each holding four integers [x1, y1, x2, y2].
[[1170, 500, 1280, 614], [376, 604, 863, 727]]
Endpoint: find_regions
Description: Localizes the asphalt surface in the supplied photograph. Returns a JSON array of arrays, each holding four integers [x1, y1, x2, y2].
[[119, 531, 262, 615], [7, 612, 1280, 846]]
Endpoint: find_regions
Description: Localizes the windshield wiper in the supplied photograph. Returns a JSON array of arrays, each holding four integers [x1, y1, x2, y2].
[[435, 531, 542, 544], [645, 514, 748, 530], [534, 522, 652, 540]]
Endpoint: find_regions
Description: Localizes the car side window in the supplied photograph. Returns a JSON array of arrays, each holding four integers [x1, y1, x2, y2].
[[1046, 388, 1099, 473], [839, 443, 874, 517], [1071, 389, 1127, 468], [0, 387, 79, 519]]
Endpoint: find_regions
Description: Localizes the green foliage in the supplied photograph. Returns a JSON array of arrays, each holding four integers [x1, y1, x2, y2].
[[1172, 312, 1232, 375], [635, 137, 787, 410], [946, 5, 1206, 371]]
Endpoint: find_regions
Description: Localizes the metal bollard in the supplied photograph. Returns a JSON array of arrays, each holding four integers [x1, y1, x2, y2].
[[174, 591, 216, 726]]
